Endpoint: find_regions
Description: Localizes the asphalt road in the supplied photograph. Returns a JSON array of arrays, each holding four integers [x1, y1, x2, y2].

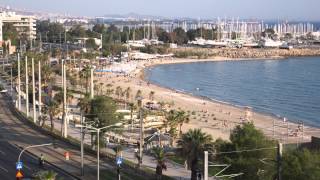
[[0, 93, 100, 180], [0, 139, 75, 180]]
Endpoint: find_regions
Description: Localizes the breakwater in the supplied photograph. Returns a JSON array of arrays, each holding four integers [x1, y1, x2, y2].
[[172, 47, 320, 59]]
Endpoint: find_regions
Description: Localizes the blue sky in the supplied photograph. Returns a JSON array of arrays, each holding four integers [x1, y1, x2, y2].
[[1, 0, 319, 20]]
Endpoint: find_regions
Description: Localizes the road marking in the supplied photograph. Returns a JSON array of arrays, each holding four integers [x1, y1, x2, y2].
[[0, 150, 5, 155], [24, 164, 31, 170], [0, 165, 8, 172]]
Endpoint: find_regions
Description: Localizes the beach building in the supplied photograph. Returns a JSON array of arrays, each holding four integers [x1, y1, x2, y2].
[[0, 11, 36, 44]]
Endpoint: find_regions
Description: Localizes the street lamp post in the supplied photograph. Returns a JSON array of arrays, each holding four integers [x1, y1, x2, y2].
[[17, 143, 53, 163], [136, 96, 144, 168], [38, 60, 41, 117], [75, 122, 122, 180], [18, 53, 21, 110], [32, 58, 36, 123], [80, 113, 84, 176], [25, 56, 29, 117], [10, 64, 13, 97]]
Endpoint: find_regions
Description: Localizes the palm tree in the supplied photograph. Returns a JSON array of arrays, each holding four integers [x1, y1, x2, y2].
[[152, 147, 167, 179], [135, 89, 142, 100], [125, 87, 131, 109], [129, 103, 136, 130], [41, 64, 53, 86], [105, 84, 113, 96], [35, 170, 57, 180], [177, 129, 213, 180], [99, 82, 104, 95], [46, 100, 60, 132], [53, 90, 74, 106], [78, 94, 91, 115], [79, 65, 91, 93], [176, 111, 190, 136], [163, 110, 179, 132], [149, 91, 155, 101], [115, 86, 122, 100]]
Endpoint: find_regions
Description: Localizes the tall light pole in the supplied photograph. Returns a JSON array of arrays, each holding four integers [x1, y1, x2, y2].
[[18, 53, 21, 110], [10, 65, 13, 97], [204, 151, 208, 180], [80, 113, 84, 176], [38, 60, 41, 117], [75, 122, 122, 180], [25, 56, 29, 117], [62, 59, 68, 138], [137, 96, 144, 167], [90, 67, 94, 99], [32, 58, 36, 123]]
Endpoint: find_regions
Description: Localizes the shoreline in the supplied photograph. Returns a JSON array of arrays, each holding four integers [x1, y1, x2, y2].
[[97, 56, 320, 143], [138, 57, 320, 141]]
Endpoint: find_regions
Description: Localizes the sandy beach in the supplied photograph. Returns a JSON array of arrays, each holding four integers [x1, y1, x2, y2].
[[95, 57, 320, 143]]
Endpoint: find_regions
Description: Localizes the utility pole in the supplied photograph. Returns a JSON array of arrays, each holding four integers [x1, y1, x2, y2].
[[10, 65, 13, 97], [32, 58, 36, 123], [25, 56, 29, 117], [204, 151, 208, 180], [100, 34, 103, 57], [61, 59, 64, 134], [277, 143, 283, 180], [80, 113, 84, 176], [18, 53, 21, 110], [90, 68, 94, 99], [38, 60, 41, 117], [97, 129, 100, 180], [137, 97, 144, 167], [62, 59, 68, 138]]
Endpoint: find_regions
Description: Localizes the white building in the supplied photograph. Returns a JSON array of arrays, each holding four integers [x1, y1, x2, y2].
[[0, 11, 36, 43]]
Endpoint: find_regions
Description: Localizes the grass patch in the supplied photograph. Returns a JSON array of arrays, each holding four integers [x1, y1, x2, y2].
[[168, 155, 185, 165]]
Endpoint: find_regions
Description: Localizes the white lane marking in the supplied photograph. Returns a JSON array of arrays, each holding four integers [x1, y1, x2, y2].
[[0, 150, 5, 155], [24, 164, 31, 170], [0, 165, 8, 172]]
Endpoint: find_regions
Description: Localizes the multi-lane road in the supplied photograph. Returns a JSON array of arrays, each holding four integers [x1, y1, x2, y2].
[[0, 140, 76, 179], [0, 93, 100, 180]]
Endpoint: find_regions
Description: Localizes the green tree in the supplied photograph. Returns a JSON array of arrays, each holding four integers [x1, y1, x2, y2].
[[69, 25, 87, 38], [34, 170, 57, 180], [79, 65, 91, 93], [128, 102, 136, 130], [92, 24, 106, 34], [46, 100, 60, 132], [282, 149, 320, 180], [158, 30, 171, 43], [2, 23, 19, 46], [172, 28, 188, 45], [135, 90, 142, 100], [149, 91, 155, 101], [86, 38, 98, 49], [86, 96, 120, 147], [176, 110, 190, 135], [152, 147, 168, 179], [187, 29, 198, 41], [78, 93, 91, 114], [215, 123, 277, 180], [177, 129, 214, 180], [115, 86, 122, 100]]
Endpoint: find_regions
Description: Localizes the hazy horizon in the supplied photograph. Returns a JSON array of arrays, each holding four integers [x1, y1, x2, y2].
[[1, 0, 319, 21]]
